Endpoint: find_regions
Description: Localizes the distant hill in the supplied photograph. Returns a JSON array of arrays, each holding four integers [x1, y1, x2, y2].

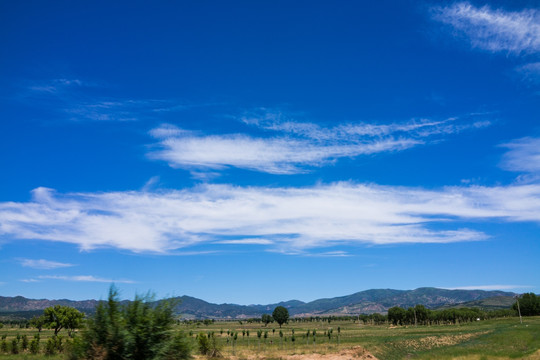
[[0, 287, 516, 320], [436, 295, 516, 311], [0, 296, 99, 312]]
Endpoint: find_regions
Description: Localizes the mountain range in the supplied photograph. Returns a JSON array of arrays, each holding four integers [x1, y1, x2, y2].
[[0, 287, 516, 320]]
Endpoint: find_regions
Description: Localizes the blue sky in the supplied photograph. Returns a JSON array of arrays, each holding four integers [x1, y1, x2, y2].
[[1, 0, 539, 305]]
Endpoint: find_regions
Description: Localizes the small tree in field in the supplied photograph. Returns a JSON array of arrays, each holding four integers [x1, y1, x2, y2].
[[43, 305, 84, 336], [272, 306, 289, 328], [29, 315, 46, 332], [261, 314, 273, 326]]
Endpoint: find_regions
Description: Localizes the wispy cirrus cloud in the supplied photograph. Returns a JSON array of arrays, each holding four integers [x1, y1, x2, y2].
[[1, 177, 540, 254], [149, 111, 490, 175], [20, 78, 208, 122], [24, 275, 135, 284], [19, 258, 74, 270], [431, 2, 540, 55], [500, 137, 540, 174]]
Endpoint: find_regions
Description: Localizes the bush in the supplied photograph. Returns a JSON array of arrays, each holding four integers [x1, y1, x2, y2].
[[156, 332, 191, 360], [29, 339, 40, 354], [21, 335, 28, 350], [10, 339, 18, 354], [197, 332, 221, 358], [197, 332, 210, 355], [69, 286, 191, 360], [45, 336, 64, 355]]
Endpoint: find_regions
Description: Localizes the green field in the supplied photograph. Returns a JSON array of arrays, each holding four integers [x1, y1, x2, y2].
[[0, 316, 539, 359]]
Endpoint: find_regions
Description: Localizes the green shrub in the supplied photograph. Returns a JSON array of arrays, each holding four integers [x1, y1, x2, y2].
[[10, 339, 18, 354], [29, 339, 40, 354], [21, 334, 28, 350], [197, 332, 210, 355], [157, 333, 191, 360], [196, 332, 221, 357], [69, 286, 191, 360], [45, 336, 64, 355]]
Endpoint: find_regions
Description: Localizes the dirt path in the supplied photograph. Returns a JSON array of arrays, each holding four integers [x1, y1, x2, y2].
[[193, 346, 379, 360], [285, 346, 379, 360]]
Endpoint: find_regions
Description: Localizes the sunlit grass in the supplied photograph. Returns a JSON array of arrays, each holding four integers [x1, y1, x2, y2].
[[0, 316, 538, 359]]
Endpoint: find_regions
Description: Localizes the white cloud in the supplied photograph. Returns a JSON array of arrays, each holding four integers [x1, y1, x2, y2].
[[444, 285, 533, 291], [149, 131, 419, 174], [38, 275, 135, 284], [19, 258, 74, 270], [216, 238, 274, 245], [500, 137, 540, 174], [20, 279, 39, 283], [1, 180, 540, 254], [431, 2, 540, 54], [149, 114, 489, 175]]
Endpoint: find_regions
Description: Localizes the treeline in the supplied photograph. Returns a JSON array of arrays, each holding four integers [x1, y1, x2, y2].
[[387, 305, 516, 326], [179, 308, 520, 327]]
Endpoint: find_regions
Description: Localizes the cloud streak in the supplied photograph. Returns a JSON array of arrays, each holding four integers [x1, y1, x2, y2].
[[36, 275, 135, 283], [21, 78, 204, 122], [500, 137, 540, 174], [1, 180, 540, 254], [19, 258, 74, 270], [431, 2, 540, 54], [149, 112, 490, 175]]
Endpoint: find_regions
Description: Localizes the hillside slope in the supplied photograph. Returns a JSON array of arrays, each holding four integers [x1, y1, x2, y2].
[[0, 288, 516, 319]]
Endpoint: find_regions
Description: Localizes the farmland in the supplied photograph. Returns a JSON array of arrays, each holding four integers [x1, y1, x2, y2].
[[0, 316, 538, 359]]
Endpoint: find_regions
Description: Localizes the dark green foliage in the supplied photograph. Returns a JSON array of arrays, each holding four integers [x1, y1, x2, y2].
[[272, 306, 289, 328], [513, 293, 540, 316], [21, 334, 28, 350], [70, 286, 191, 360], [10, 338, 18, 354], [388, 306, 406, 325]]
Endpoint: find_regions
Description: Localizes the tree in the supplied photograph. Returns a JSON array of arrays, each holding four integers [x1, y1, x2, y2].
[[388, 306, 406, 325], [43, 305, 84, 336], [272, 306, 289, 328], [261, 314, 273, 326], [29, 315, 47, 332], [413, 304, 430, 325], [513, 293, 540, 316]]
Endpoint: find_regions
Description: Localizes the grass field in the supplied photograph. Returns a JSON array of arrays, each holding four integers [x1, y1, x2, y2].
[[0, 316, 539, 359]]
